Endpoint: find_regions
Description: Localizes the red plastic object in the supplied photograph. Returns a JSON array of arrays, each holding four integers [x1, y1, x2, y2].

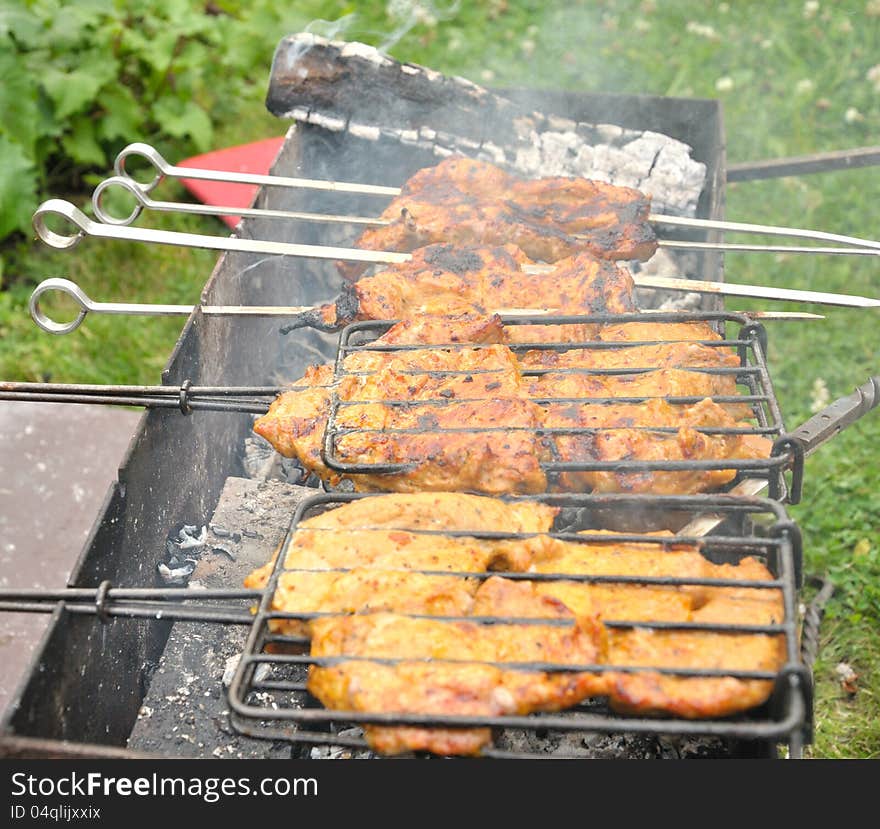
[[178, 136, 286, 228]]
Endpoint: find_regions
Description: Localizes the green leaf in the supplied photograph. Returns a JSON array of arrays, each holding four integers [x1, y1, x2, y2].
[[121, 27, 181, 75], [96, 84, 144, 141], [61, 116, 106, 167], [0, 6, 43, 47], [0, 46, 40, 157], [0, 135, 38, 238], [45, 5, 108, 50], [151, 97, 212, 151], [41, 55, 120, 120]]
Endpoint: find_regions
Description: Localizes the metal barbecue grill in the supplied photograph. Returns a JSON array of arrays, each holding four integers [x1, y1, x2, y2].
[[321, 311, 793, 498], [1, 44, 877, 761], [228, 492, 807, 759]]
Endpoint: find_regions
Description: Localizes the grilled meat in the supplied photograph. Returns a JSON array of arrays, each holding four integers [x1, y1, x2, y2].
[[292, 243, 636, 343], [544, 397, 765, 494], [257, 343, 549, 494], [244, 493, 559, 637], [254, 322, 766, 495], [277, 501, 784, 755], [307, 585, 605, 756], [343, 157, 657, 279]]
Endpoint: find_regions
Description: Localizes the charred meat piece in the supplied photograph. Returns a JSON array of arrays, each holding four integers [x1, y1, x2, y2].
[[343, 157, 657, 279], [291, 243, 636, 341]]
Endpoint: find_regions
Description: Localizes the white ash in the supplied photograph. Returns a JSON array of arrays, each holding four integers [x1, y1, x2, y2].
[[222, 654, 269, 688], [348, 121, 382, 142], [157, 560, 196, 586], [309, 728, 376, 760], [243, 435, 278, 480], [306, 112, 347, 133], [339, 40, 394, 67]]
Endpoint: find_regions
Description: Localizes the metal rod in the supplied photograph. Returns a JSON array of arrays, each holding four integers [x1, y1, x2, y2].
[[649, 214, 880, 252], [32, 199, 410, 264], [26, 278, 825, 336], [658, 240, 880, 256], [111, 143, 880, 251], [88, 177, 880, 257], [0, 382, 281, 396], [0, 391, 270, 414], [28, 277, 315, 335], [727, 145, 880, 182], [640, 275, 880, 308], [92, 175, 388, 227], [114, 142, 399, 196], [31, 201, 880, 309], [91, 173, 880, 258], [0, 600, 254, 625]]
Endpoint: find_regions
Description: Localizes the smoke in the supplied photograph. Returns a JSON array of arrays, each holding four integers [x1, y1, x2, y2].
[[302, 14, 359, 41], [289, 2, 461, 59], [379, 1, 461, 53]]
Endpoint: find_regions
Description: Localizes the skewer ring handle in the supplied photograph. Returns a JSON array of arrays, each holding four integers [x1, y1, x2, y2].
[[113, 143, 168, 193], [92, 176, 146, 225], [32, 200, 89, 250], [28, 278, 90, 335]]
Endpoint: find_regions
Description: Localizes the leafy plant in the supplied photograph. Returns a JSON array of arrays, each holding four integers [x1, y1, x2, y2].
[[0, 0, 313, 240]]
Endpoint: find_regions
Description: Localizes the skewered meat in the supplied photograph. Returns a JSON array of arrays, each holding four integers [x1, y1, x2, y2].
[[343, 157, 657, 279], [254, 324, 767, 495], [290, 243, 636, 343]]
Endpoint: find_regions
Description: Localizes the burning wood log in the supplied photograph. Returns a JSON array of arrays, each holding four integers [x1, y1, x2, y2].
[[267, 33, 707, 216]]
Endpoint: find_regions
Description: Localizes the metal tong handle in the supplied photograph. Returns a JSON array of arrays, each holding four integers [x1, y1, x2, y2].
[[788, 376, 880, 456], [92, 175, 388, 227], [681, 375, 880, 536], [114, 142, 399, 196]]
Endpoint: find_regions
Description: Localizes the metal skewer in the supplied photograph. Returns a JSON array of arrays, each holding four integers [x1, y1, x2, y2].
[[89, 177, 880, 258], [31, 201, 880, 310], [27, 278, 825, 336], [28, 277, 315, 335], [109, 142, 880, 252], [92, 175, 386, 227], [114, 142, 399, 196], [33, 199, 410, 264]]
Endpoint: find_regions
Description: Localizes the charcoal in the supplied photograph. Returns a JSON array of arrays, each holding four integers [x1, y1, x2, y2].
[[268, 33, 707, 216]]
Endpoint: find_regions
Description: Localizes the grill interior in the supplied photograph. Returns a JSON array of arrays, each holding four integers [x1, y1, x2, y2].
[[228, 492, 808, 758]]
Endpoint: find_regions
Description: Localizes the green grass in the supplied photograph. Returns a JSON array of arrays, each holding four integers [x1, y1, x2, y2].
[[1, 1, 878, 757]]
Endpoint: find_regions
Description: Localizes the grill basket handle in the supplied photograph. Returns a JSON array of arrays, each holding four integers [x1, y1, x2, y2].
[[787, 376, 880, 457]]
